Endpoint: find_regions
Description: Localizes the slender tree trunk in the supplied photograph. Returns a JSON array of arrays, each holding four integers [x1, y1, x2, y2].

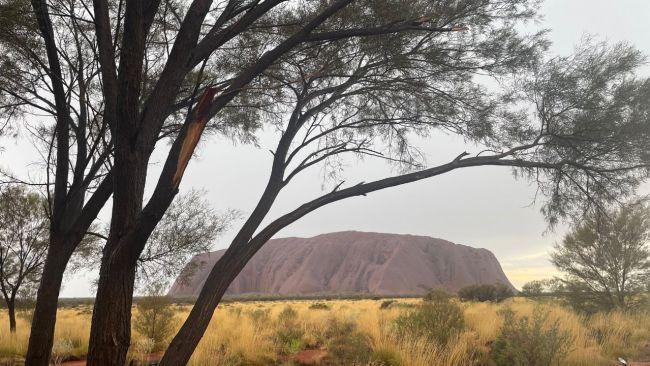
[[24, 238, 73, 366], [159, 246, 248, 366], [7, 299, 16, 333]]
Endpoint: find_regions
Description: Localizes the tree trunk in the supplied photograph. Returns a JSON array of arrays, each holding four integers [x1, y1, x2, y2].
[[24, 239, 73, 366], [86, 248, 137, 366], [7, 299, 16, 333], [159, 245, 251, 366], [86, 150, 146, 366]]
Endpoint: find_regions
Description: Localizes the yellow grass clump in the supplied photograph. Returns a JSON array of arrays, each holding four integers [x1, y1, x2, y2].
[[0, 297, 648, 365]]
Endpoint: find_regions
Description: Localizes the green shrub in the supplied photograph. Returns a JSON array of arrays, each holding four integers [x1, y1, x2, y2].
[[521, 280, 547, 297], [424, 288, 453, 302], [458, 283, 514, 302], [394, 297, 464, 345], [277, 305, 298, 323], [324, 318, 372, 365], [308, 302, 330, 310], [491, 308, 573, 366], [370, 349, 403, 366], [247, 308, 270, 324], [274, 305, 304, 355], [133, 284, 176, 351], [51, 339, 74, 365]]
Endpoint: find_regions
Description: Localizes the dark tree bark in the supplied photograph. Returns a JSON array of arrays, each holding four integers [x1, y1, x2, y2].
[[1, 286, 17, 333], [7, 300, 16, 333], [25, 175, 113, 366], [24, 237, 73, 365], [85, 2, 354, 364], [86, 158, 147, 366], [86, 245, 139, 366]]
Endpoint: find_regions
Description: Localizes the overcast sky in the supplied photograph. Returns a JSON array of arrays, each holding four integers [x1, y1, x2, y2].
[[2, 0, 650, 297]]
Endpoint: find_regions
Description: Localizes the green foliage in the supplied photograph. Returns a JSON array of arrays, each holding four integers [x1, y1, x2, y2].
[[424, 288, 454, 302], [274, 306, 304, 355], [521, 281, 547, 297], [137, 190, 237, 287], [370, 349, 403, 366], [394, 296, 465, 345], [247, 308, 269, 324], [491, 308, 573, 366], [323, 318, 372, 365], [308, 302, 330, 310], [458, 283, 514, 303], [551, 201, 650, 312], [277, 305, 298, 323], [0, 186, 48, 331], [132, 284, 176, 351]]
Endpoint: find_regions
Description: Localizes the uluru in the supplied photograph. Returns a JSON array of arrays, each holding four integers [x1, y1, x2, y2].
[[168, 231, 513, 297]]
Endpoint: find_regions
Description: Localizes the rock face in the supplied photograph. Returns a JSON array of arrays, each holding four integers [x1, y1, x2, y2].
[[168, 231, 514, 297]]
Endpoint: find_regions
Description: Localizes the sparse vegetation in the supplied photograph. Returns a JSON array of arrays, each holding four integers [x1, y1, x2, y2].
[[551, 201, 650, 312], [394, 295, 465, 346], [0, 297, 648, 365], [490, 308, 573, 366], [521, 280, 549, 298], [308, 302, 330, 310], [132, 284, 176, 351], [458, 283, 515, 303]]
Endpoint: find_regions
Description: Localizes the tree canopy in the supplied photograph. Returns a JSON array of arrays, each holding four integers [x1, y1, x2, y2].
[[0, 186, 48, 332], [551, 200, 650, 312]]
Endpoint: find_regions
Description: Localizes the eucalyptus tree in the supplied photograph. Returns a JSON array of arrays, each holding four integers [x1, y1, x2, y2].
[[0, 186, 48, 333]]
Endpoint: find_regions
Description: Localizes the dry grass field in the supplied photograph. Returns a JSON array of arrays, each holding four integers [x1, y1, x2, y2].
[[1, 297, 649, 365]]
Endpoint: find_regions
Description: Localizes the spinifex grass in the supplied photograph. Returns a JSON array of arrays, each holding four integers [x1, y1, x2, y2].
[[0, 298, 648, 365]]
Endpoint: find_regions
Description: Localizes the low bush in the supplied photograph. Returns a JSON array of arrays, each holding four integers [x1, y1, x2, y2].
[[308, 302, 330, 310], [247, 308, 270, 324], [323, 318, 372, 365], [424, 288, 453, 302], [379, 300, 395, 309], [370, 349, 403, 366], [458, 283, 514, 303], [132, 285, 176, 351], [51, 339, 74, 365], [277, 305, 298, 323], [394, 296, 465, 345], [274, 306, 304, 355], [490, 308, 573, 366]]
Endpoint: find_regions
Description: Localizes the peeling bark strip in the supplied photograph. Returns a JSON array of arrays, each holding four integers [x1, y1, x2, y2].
[[172, 87, 217, 188]]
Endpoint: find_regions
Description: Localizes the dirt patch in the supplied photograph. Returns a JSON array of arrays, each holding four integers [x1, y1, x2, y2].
[[294, 348, 328, 365], [59, 352, 164, 366]]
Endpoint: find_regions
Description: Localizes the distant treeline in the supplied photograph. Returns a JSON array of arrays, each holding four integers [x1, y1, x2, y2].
[[0, 293, 427, 309]]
